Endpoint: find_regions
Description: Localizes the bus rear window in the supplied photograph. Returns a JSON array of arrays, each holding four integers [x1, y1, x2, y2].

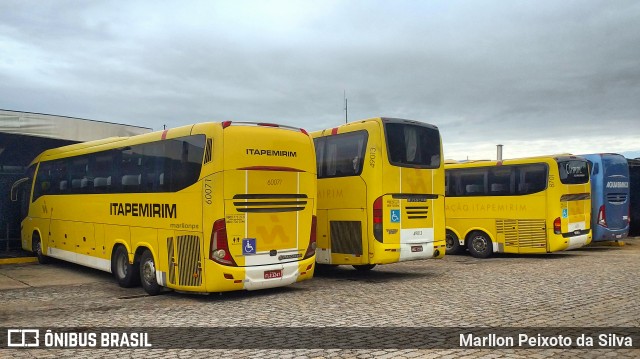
[[558, 160, 589, 184], [385, 123, 440, 168]]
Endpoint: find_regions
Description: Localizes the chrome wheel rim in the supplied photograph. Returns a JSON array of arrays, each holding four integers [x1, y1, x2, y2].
[[116, 253, 128, 278], [472, 235, 487, 253], [142, 258, 155, 285]]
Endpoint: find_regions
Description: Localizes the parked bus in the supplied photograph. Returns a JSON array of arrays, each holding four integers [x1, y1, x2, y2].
[[311, 117, 446, 270], [445, 155, 592, 258], [581, 153, 630, 241], [629, 158, 640, 236], [12, 121, 317, 295]]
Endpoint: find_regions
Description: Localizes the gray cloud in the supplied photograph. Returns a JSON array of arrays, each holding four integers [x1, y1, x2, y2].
[[1, 0, 639, 159]]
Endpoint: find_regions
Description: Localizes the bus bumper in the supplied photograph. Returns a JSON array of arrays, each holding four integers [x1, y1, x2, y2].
[[202, 257, 315, 292], [565, 234, 591, 250]]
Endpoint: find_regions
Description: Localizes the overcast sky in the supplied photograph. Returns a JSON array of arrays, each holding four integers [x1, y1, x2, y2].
[[1, 0, 639, 160]]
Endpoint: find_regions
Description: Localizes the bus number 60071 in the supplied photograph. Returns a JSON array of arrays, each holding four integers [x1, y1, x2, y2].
[[204, 179, 212, 205]]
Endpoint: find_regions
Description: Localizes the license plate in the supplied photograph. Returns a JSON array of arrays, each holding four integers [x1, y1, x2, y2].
[[264, 269, 282, 279], [411, 245, 423, 252]]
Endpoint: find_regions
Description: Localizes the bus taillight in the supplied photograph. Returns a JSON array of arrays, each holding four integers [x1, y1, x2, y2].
[[210, 219, 237, 266], [597, 205, 607, 227], [628, 208, 631, 224], [304, 215, 317, 259], [553, 217, 562, 234], [373, 196, 383, 242]]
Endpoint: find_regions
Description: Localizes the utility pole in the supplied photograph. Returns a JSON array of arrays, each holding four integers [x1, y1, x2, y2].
[[344, 90, 348, 124]]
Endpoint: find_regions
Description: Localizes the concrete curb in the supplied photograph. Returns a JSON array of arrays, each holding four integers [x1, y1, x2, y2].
[[0, 257, 38, 265]]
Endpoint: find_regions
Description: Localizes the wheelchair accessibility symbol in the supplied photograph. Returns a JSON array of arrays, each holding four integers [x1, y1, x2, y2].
[[243, 238, 256, 255], [562, 208, 568, 218], [390, 209, 400, 223]]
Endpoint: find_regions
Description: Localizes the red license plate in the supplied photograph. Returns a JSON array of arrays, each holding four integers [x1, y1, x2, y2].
[[264, 269, 282, 279], [411, 245, 423, 252]]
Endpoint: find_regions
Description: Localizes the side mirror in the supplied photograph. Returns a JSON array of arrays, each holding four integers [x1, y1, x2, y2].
[[10, 177, 30, 202]]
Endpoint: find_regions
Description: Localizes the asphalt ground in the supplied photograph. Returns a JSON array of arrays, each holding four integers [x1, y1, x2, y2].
[[0, 239, 638, 358]]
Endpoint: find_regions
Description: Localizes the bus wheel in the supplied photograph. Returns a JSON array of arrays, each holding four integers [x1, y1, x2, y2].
[[468, 232, 492, 259], [32, 233, 49, 264], [445, 230, 463, 255], [353, 264, 376, 271], [140, 249, 162, 296], [111, 246, 140, 288]]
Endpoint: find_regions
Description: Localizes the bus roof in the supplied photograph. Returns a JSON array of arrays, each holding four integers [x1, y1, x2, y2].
[[445, 154, 587, 169], [311, 117, 439, 137], [30, 123, 200, 166], [30, 121, 311, 167]]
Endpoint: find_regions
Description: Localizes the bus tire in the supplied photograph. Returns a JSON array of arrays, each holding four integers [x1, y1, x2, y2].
[[32, 233, 49, 264], [468, 231, 492, 259], [140, 249, 162, 296], [445, 230, 463, 255], [353, 264, 376, 271], [111, 245, 140, 288]]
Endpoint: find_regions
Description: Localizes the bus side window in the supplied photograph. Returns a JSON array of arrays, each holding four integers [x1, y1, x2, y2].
[[33, 162, 53, 201], [91, 151, 114, 193], [459, 169, 486, 196], [445, 173, 449, 196], [313, 137, 325, 177], [517, 164, 547, 194], [488, 166, 513, 195], [317, 131, 368, 179]]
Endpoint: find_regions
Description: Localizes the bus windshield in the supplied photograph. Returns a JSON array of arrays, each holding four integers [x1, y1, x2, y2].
[[603, 155, 629, 176], [385, 123, 440, 168], [558, 159, 589, 184]]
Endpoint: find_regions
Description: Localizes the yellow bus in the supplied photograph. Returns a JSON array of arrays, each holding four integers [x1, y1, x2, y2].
[[311, 117, 446, 270], [444, 155, 592, 258], [14, 121, 317, 295]]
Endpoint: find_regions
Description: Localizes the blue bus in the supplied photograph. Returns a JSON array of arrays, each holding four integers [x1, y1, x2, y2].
[[581, 153, 630, 241]]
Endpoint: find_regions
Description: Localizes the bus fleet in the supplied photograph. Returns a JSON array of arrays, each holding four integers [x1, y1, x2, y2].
[[11, 118, 630, 294]]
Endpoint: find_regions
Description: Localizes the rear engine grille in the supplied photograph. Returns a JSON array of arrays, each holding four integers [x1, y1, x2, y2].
[[496, 219, 546, 248], [233, 194, 307, 213], [330, 221, 363, 255], [166, 235, 202, 287]]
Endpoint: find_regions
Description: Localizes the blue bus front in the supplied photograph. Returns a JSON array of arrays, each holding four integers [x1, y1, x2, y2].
[[583, 153, 630, 241]]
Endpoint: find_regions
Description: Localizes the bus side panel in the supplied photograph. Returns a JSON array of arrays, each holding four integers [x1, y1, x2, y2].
[[315, 209, 330, 264], [431, 196, 446, 257], [25, 196, 51, 255], [130, 227, 158, 264], [201, 171, 243, 293], [317, 177, 368, 265], [445, 194, 549, 254], [104, 224, 131, 263]]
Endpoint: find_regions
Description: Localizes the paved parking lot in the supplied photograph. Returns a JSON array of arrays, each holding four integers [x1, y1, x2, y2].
[[1, 240, 639, 358]]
